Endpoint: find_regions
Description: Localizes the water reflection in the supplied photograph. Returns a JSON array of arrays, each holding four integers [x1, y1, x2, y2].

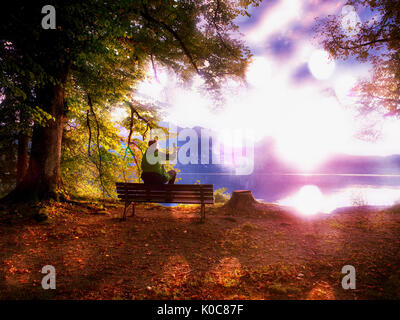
[[279, 185, 324, 215], [279, 185, 400, 215], [179, 173, 400, 213]]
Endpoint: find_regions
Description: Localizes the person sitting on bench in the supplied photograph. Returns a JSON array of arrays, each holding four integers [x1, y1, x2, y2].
[[140, 139, 177, 185]]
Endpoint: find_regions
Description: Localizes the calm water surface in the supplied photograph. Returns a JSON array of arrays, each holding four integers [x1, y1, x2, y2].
[[178, 173, 400, 214]]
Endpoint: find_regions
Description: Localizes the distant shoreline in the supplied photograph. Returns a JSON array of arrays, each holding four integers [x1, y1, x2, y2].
[[178, 172, 400, 177]]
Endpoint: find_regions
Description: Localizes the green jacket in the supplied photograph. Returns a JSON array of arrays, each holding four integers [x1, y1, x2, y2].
[[141, 148, 170, 180]]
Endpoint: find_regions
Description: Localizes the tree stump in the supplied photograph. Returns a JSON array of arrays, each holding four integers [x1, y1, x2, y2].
[[223, 190, 261, 215]]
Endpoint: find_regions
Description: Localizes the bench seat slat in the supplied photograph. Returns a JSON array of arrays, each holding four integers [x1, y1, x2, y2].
[[116, 189, 213, 194], [120, 197, 214, 202], [116, 183, 213, 190], [118, 194, 214, 201], [117, 188, 213, 193], [116, 183, 213, 186], [120, 199, 214, 204], [117, 190, 214, 197], [117, 195, 214, 200]]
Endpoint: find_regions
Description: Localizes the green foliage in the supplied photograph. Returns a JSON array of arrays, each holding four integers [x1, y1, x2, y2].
[[316, 0, 400, 116], [214, 187, 231, 203], [0, 138, 16, 198], [1, 0, 258, 199]]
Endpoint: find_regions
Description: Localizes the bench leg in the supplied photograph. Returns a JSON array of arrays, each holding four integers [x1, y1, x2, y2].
[[131, 201, 135, 217], [122, 200, 130, 221], [200, 203, 205, 222]]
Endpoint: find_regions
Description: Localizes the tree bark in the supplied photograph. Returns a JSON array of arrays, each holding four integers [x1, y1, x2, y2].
[[223, 190, 262, 215], [16, 131, 29, 184], [2, 68, 69, 202]]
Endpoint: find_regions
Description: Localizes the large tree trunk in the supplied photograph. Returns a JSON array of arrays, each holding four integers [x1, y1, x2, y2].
[[2, 69, 68, 202], [16, 131, 29, 184]]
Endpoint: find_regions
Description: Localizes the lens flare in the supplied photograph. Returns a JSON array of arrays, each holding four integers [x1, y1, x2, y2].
[[308, 50, 335, 80], [246, 56, 272, 88], [292, 185, 324, 216]]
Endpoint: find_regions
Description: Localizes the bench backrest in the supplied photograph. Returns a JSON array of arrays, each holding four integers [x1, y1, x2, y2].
[[116, 183, 214, 204]]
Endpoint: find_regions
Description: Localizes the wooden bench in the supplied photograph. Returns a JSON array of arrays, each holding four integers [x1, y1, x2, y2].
[[115, 183, 214, 221]]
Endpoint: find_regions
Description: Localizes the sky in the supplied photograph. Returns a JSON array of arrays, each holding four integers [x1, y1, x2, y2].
[[114, 0, 400, 171]]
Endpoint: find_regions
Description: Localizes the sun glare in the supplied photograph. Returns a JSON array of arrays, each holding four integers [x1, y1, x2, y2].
[[279, 185, 400, 216], [308, 50, 335, 80], [246, 57, 272, 88], [289, 185, 325, 216], [334, 74, 357, 105], [273, 92, 351, 170], [133, 24, 391, 172], [246, 0, 302, 44]]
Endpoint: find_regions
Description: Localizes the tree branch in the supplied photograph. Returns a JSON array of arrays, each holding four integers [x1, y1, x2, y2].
[[88, 94, 111, 199], [150, 53, 160, 83], [140, 4, 200, 74], [337, 37, 397, 50], [211, 0, 240, 60], [86, 110, 92, 157]]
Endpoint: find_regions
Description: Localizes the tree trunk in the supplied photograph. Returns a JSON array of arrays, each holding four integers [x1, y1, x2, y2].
[[223, 190, 262, 215], [2, 69, 68, 202], [16, 131, 29, 184]]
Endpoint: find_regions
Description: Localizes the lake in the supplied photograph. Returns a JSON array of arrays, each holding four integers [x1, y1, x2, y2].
[[178, 173, 400, 214]]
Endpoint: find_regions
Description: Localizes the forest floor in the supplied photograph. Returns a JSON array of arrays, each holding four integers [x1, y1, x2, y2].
[[0, 200, 399, 300]]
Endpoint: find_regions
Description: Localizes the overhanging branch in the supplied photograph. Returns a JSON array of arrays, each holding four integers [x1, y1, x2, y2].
[[140, 4, 200, 74]]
